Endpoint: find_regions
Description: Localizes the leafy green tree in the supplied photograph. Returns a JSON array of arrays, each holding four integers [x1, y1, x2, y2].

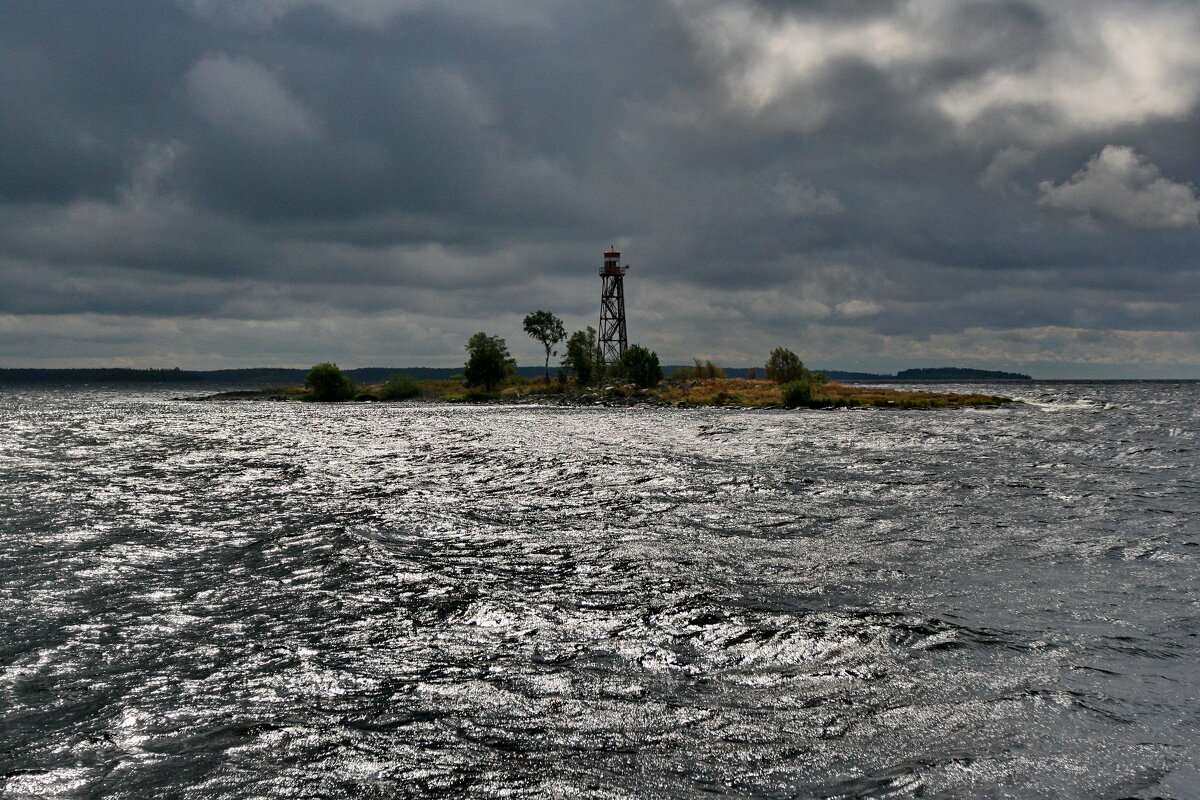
[[464, 332, 515, 390], [563, 327, 598, 386], [621, 344, 663, 389], [304, 362, 356, 401], [379, 373, 422, 400], [523, 310, 566, 382], [765, 347, 808, 384]]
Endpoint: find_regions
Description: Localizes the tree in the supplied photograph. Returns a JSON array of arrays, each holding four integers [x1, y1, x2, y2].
[[765, 347, 808, 384], [464, 332, 515, 390], [562, 327, 598, 386], [523, 310, 566, 382], [304, 362, 356, 401], [621, 344, 663, 388]]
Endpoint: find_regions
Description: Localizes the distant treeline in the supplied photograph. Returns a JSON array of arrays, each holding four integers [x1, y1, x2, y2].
[[0, 364, 1032, 385]]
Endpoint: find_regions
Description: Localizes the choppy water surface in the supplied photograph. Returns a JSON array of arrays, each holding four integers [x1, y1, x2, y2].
[[1, 382, 1197, 799]]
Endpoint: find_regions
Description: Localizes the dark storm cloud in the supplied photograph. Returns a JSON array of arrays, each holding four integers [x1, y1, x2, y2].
[[1, 0, 1198, 374]]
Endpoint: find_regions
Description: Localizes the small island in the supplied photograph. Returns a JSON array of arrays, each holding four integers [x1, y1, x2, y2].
[[192, 338, 1015, 410]]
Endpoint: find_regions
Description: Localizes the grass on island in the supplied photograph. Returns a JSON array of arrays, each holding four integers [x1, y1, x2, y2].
[[398, 375, 1009, 408], [610, 377, 1010, 408], [224, 375, 1012, 409]]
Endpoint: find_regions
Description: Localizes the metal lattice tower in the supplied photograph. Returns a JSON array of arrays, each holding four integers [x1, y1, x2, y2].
[[598, 246, 628, 365]]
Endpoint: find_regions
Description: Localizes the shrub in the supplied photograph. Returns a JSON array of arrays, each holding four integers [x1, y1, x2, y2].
[[698, 359, 725, 379], [304, 362, 356, 402], [766, 347, 808, 384], [464, 332, 515, 390], [781, 378, 813, 408], [353, 392, 379, 402], [621, 344, 664, 388], [379, 374, 422, 400]]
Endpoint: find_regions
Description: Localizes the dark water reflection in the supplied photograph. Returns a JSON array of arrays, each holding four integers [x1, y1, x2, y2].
[[1, 383, 1197, 798]]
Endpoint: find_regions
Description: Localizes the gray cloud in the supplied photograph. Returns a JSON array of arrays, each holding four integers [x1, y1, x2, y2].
[[979, 146, 1037, 194], [0, 0, 1198, 376], [773, 175, 845, 216]]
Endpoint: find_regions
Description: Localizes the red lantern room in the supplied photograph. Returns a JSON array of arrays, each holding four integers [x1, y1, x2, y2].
[[601, 247, 624, 276]]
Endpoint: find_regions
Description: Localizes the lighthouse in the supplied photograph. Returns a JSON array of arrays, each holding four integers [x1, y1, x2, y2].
[[597, 246, 628, 365]]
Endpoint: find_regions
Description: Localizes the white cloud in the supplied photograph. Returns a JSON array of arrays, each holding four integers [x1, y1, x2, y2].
[[185, 54, 322, 143], [1038, 146, 1200, 229], [678, 1, 936, 129], [675, 1, 1200, 141], [940, 5, 1200, 142]]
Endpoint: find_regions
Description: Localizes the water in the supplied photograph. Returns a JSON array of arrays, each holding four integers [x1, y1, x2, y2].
[[1, 382, 1197, 799]]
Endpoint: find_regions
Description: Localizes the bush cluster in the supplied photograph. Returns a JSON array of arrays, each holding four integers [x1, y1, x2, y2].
[[621, 344, 664, 388], [780, 378, 813, 408], [304, 362, 356, 402], [464, 332, 516, 390]]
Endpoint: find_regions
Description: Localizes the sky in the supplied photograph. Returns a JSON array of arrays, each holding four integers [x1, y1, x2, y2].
[[1, 0, 1198, 377]]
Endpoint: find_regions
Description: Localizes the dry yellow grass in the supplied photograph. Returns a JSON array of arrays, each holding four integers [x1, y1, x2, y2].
[[655, 377, 781, 406], [654, 378, 1010, 408], [413, 379, 469, 397], [812, 381, 1008, 408]]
